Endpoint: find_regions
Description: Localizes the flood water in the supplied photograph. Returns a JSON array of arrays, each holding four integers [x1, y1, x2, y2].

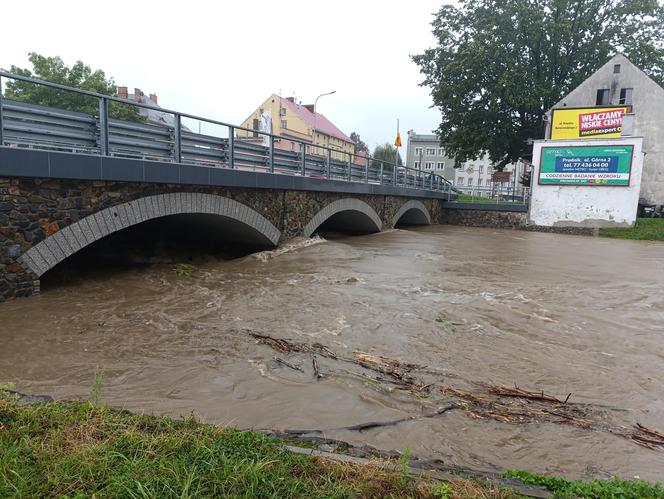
[[1, 225, 663, 481]]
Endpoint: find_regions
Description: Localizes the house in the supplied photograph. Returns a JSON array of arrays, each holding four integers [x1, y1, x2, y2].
[[546, 54, 664, 204], [115, 87, 183, 129], [237, 95, 354, 161], [405, 130, 530, 197], [453, 154, 530, 198], [405, 131, 456, 180]]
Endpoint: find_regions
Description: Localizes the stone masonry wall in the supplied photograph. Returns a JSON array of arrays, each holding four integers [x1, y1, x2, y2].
[[439, 208, 528, 229], [0, 177, 443, 302]]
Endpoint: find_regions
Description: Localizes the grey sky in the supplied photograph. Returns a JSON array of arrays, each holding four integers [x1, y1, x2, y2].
[[3, 0, 445, 151]]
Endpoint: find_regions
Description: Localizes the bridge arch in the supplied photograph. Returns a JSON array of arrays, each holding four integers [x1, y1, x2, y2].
[[392, 200, 431, 227], [17, 192, 281, 278], [302, 198, 382, 237]]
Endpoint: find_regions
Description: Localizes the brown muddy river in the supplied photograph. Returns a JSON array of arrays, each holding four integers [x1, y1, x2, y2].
[[1, 225, 663, 481]]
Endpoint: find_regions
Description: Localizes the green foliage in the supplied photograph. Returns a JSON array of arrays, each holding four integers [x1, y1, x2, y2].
[[174, 263, 194, 277], [0, 394, 444, 497], [412, 0, 664, 168], [3, 52, 144, 122], [433, 482, 453, 498], [599, 218, 664, 240], [89, 368, 104, 406], [503, 469, 664, 498], [371, 142, 403, 171], [0, 382, 15, 392]]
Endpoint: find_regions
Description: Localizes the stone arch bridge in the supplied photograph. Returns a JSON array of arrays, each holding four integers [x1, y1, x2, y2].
[[0, 150, 442, 301]]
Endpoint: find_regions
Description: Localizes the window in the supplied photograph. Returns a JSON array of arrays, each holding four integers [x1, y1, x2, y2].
[[619, 88, 633, 105], [438, 148, 445, 155], [426, 147, 436, 155], [414, 161, 421, 169], [415, 147, 422, 156], [613, 64, 621, 74], [486, 178, 491, 186], [252, 118, 259, 138], [457, 177, 464, 185], [467, 178, 473, 186], [479, 165, 484, 174], [281, 120, 287, 129], [437, 161, 445, 169], [425, 161, 435, 170], [596, 89, 610, 105], [280, 108, 286, 116]]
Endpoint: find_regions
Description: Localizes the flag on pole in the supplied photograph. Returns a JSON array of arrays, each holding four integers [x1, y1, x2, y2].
[[394, 131, 402, 148]]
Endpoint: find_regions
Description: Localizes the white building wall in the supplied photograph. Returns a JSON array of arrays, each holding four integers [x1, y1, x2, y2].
[[528, 138, 644, 227]]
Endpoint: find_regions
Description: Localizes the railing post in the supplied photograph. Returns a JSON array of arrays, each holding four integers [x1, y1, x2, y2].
[[98, 97, 109, 156], [365, 156, 369, 183], [0, 75, 4, 146], [228, 125, 235, 169], [379, 162, 383, 184], [347, 154, 352, 182], [326, 149, 331, 180], [269, 135, 274, 173], [300, 142, 306, 176], [174, 113, 182, 162], [393, 163, 397, 185]]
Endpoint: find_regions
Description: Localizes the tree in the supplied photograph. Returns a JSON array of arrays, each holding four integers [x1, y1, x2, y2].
[[350, 132, 369, 156], [412, 0, 664, 168], [3, 52, 144, 122], [371, 143, 403, 170]]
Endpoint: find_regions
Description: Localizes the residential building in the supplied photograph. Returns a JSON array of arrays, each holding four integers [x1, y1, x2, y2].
[[405, 131, 456, 181], [115, 87, 181, 128], [546, 53, 664, 204], [453, 154, 530, 198], [238, 94, 354, 161]]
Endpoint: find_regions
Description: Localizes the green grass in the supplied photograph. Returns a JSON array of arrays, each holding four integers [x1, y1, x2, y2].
[[3, 389, 660, 498], [0, 391, 495, 498], [599, 217, 664, 240], [503, 469, 664, 498]]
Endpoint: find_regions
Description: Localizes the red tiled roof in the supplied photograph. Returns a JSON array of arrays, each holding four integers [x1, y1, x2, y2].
[[279, 96, 352, 143]]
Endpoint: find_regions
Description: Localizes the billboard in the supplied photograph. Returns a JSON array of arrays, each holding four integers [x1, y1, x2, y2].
[[550, 106, 630, 140], [538, 145, 633, 186]]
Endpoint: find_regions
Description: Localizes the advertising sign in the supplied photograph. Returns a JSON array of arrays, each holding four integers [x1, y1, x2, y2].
[[538, 145, 633, 186], [491, 171, 511, 183], [550, 106, 630, 140]]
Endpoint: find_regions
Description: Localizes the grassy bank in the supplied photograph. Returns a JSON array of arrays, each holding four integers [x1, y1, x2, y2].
[[0, 391, 506, 498], [599, 218, 664, 240], [1, 391, 663, 498]]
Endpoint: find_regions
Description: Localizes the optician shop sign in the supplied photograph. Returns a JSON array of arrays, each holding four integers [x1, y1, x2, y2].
[[538, 145, 633, 186], [550, 106, 630, 140]]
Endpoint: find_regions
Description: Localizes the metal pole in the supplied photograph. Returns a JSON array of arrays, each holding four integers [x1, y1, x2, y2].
[[98, 97, 109, 156], [300, 142, 306, 176], [347, 153, 352, 182], [173, 113, 182, 162], [228, 125, 235, 169], [269, 135, 274, 173], [365, 156, 369, 183], [0, 75, 4, 146], [393, 162, 397, 185], [379, 162, 383, 184], [326, 149, 331, 180]]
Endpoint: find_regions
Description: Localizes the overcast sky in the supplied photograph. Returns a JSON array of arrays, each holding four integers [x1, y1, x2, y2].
[[3, 0, 446, 150]]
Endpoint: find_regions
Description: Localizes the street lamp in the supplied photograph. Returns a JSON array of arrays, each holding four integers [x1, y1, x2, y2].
[[312, 90, 336, 152]]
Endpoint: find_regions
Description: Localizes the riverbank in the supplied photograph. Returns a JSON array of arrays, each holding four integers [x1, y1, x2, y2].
[[2, 390, 664, 498], [0, 390, 507, 498], [599, 218, 664, 240]]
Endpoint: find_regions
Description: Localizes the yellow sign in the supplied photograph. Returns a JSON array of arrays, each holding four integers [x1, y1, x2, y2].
[[550, 106, 630, 140], [394, 131, 402, 148]]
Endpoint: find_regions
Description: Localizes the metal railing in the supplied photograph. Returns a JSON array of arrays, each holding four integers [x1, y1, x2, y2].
[[0, 71, 454, 195], [450, 185, 530, 204]]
